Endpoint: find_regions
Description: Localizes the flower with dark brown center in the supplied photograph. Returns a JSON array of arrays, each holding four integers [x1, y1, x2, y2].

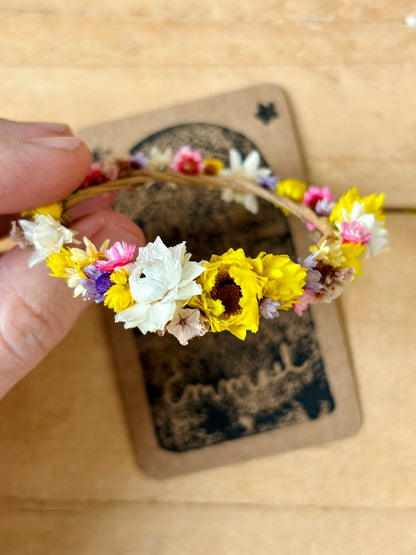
[[188, 248, 267, 340], [210, 272, 242, 316]]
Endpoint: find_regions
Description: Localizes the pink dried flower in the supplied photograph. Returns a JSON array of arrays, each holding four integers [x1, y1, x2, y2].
[[95, 241, 136, 272], [304, 185, 335, 209], [293, 289, 316, 316], [304, 185, 336, 230], [341, 221, 372, 244], [171, 145, 204, 175], [81, 162, 119, 187], [82, 163, 109, 187]]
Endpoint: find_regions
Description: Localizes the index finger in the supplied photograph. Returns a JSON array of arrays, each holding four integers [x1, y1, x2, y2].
[[0, 136, 91, 214]]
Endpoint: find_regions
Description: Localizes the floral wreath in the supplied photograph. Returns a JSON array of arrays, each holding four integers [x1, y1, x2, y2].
[[10, 145, 388, 345]]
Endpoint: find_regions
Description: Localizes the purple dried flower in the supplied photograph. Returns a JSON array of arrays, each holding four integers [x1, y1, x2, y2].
[[257, 174, 278, 191], [298, 254, 323, 291], [315, 197, 335, 217], [128, 151, 149, 170], [80, 264, 113, 303], [259, 298, 282, 319]]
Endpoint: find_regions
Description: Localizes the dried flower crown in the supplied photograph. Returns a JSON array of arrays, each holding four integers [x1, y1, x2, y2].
[[10, 145, 388, 345]]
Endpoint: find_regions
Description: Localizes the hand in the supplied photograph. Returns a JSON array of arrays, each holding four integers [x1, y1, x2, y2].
[[0, 118, 145, 398]]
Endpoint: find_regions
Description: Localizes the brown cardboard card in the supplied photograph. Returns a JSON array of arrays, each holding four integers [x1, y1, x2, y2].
[[79, 84, 361, 477]]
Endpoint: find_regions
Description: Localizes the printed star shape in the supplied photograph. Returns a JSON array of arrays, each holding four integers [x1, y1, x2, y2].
[[255, 102, 278, 124]]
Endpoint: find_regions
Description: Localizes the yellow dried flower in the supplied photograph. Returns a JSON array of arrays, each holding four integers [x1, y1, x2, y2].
[[253, 253, 307, 309], [310, 239, 345, 268], [21, 201, 63, 221], [276, 179, 307, 215], [46, 246, 87, 296], [69, 237, 109, 267], [46, 247, 72, 278], [104, 268, 134, 313], [189, 248, 267, 340], [203, 159, 224, 176], [330, 187, 385, 225], [339, 243, 366, 278]]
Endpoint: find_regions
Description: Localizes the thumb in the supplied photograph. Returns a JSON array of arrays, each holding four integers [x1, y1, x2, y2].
[[0, 210, 145, 398]]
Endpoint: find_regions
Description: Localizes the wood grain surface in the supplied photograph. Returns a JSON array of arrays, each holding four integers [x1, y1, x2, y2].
[[0, 2, 415, 553]]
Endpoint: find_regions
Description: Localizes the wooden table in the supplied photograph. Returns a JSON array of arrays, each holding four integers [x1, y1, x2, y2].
[[1, 3, 415, 553]]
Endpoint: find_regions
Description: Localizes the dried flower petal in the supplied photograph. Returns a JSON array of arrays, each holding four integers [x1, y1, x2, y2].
[[203, 158, 224, 175], [341, 221, 372, 244], [17, 214, 76, 267], [128, 151, 149, 170], [257, 175, 278, 191], [166, 308, 209, 345], [95, 241, 136, 272], [220, 149, 271, 182], [148, 146, 173, 171], [171, 145, 204, 175], [259, 298, 282, 319], [80, 265, 113, 302]]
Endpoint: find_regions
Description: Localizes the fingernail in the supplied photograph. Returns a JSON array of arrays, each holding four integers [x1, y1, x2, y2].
[[25, 121, 71, 133], [26, 136, 81, 151]]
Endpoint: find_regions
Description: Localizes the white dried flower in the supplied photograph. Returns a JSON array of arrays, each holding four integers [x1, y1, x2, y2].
[[115, 237, 206, 334], [63, 267, 87, 298], [166, 308, 209, 345], [219, 149, 271, 214], [9, 220, 30, 249], [148, 146, 173, 172], [15, 214, 76, 267], [221, 188, 259, 214], [220, 149, 271, 182]]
